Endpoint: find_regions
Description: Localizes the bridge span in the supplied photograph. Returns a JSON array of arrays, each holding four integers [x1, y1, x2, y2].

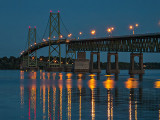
[[21, 33, 160, 80], [21, 33, 160, 57]]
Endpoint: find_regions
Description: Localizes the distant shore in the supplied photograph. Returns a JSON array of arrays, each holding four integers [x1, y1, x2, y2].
[[0, 56, 160, 70]]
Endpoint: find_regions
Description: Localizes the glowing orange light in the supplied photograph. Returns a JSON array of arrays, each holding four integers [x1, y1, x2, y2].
[[32, 56, 35, 60], [91, 30, 96, 35], [53, 36, 56, 38], [40, 58, 43, 61], [111, 27, 114, 30], [103, 75, 115, 89], [135, 24, 139, 27], [77, 74, 83, 90], [154, 79, 160, 88], [107, 28, 111, 33], [34, 42, 36, 45], [88, 74, 96, 90], [125, 78, 138, 89], [66, 39, 70, 43], [60, 35, 63, 38], [43, 39, 46, 42], [129, 25, 133, 29], [79, 32, 82, 35], [58, 73, 63, 89], [66, 73, 72, 79], [66, 79, 72, 89], [68, 33, 72, 38]]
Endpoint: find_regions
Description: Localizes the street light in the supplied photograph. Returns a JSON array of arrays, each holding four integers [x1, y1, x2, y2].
[[91, 30, 96, 38], [68, 33, 72, 38], [79, 32, 82, 35], [91, 30, 96, 35], [78, 32, 82, 39], [107, 27, 114, 37], [129, 24, 139, 35], [60, 35, 63, 38]]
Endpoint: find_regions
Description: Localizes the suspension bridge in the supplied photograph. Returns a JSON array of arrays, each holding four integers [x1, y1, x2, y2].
[[20, 11, 160, 78]]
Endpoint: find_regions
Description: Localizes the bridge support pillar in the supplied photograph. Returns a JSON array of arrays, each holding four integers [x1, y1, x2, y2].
[[89, 52, 101, 73], [106, 53, 120, 79], [74, 52, 90, 73], [129, 53, 144, 80]]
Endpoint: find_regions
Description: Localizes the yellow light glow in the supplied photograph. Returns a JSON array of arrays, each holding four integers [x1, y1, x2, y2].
[[43, 39, 46, 42], [66, 73, 72, 79], [154, 79, 160, 88], [32, 56, 35, 60], [129, 25, 133, 29], [60, 35, 63, 38], [125, 78, 138, 89], [79, 32, 82, 35], [135, 24, 139, 27], [88, 74, 96, 90], [68, 33, 72, 38], [91, 30, 96, 35], [103, 76, 115, 89], [107, 28, 111, 33], [111, 27, 114, 30]]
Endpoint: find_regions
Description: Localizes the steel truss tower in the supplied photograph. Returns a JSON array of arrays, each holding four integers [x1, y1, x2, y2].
[[27, 27, 37, 68], [66, 43, 76, 65], [48, 12, 61, 67]]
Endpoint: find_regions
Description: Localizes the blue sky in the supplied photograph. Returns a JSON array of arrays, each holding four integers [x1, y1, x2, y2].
[[0, 0, 160, 62]]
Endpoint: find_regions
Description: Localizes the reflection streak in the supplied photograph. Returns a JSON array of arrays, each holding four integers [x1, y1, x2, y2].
[[88, 74, 96, 120], [78, 74, 83, 120]]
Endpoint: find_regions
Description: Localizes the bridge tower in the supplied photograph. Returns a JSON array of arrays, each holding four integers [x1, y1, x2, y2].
[[27, 26, 38, 70], [47, 11, 62, 71]]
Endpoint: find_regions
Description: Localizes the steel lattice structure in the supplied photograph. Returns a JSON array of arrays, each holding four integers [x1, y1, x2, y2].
[[27, 27, 37, 68], [48, 12, 61, 67]]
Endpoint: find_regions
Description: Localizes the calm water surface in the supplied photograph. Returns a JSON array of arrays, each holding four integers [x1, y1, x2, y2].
[[0, 70, 160, 120]]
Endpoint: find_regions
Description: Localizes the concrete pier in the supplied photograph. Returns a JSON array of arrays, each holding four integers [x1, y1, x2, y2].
[[89, 52, 101, 73], [74, 52, 90, 73], [129, 53, 144, 79], [106, 52, 120, 75]]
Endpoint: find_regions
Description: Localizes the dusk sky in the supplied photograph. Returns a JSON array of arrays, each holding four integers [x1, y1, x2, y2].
[[0, 0, 160, 62]]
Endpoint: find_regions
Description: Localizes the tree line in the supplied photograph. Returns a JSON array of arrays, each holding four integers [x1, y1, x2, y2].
[[0, 56, 160, 70]]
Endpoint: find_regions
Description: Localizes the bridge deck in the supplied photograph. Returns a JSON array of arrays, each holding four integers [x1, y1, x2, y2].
[[21, 33, 160, 56]]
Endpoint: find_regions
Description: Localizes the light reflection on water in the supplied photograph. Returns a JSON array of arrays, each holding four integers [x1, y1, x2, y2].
[[18, 70, 160, 120]]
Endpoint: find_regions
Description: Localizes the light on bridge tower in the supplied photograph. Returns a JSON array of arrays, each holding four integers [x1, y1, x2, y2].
[[48, 11, 62, 68], [27, 26, 37, 68]]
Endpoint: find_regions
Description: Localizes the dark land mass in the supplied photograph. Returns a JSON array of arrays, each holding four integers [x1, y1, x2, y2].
[[0, 56, 160, 70]]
